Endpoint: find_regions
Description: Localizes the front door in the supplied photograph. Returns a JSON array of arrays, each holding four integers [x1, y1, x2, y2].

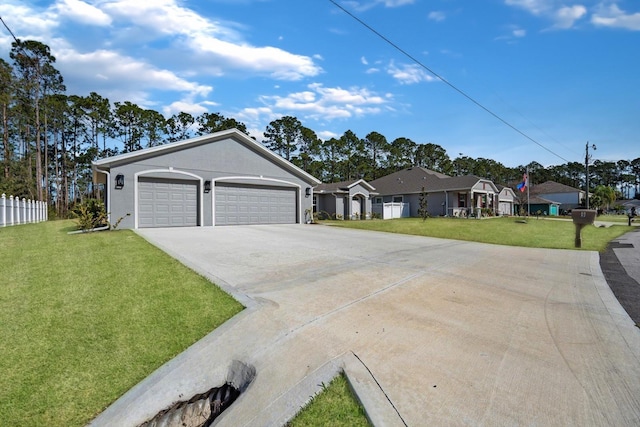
[[351, 197, 361, 219]]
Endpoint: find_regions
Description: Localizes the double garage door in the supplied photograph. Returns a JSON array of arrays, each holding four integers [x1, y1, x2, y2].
[[138, 178, 297, 227], [215, 183, 297, 226]]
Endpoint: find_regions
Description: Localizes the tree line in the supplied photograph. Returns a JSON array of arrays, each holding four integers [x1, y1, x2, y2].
[[2, 39, 639, 218]]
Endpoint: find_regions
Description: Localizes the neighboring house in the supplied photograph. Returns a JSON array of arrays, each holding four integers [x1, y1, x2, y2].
[[531, 181, 585, 212], [313, 179, 376, 219], [516, 195, 561, 216], [92, 128, 321, 229], [369, 167, 501, 218], [496, 185, 516, 216]]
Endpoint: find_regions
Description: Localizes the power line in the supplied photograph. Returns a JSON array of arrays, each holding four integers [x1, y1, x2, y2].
[[0, 15, 20, 44], [328, 0, 571, 164]]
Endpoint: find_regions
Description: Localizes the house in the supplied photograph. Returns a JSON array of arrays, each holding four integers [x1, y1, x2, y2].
[[531, 181, 585, 212], [516, 195, 561, 216], [369, 167, 502, 218], [92, 128, 321, 229], [313, 179, 376, 219]]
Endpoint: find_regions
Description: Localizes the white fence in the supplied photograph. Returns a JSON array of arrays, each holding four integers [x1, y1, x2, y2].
[[1, 193, 48, 227], [372, 202, 410, 219]]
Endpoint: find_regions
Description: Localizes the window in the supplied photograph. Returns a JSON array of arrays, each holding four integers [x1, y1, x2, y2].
[[392, 195, 403, 203], [312, 195, 317, 212], [373, 197, 382, 204], [458, 193, 466, 208]]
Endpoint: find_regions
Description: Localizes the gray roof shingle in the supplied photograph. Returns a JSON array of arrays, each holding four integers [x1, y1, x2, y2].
[[369, 167, 490, 195], [532, 181, 582, 194]]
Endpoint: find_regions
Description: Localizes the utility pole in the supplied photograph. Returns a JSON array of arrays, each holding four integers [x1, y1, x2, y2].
[[585, 142, 596, 209]]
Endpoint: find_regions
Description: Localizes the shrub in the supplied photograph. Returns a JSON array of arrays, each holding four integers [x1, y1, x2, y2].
[[73, 199, 108, 231]]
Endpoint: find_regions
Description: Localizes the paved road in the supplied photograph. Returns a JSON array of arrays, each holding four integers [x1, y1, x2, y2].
[[91, 225, 640, 426]]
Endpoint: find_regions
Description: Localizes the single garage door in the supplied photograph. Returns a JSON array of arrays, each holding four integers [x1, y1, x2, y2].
[[499, 202, 512, 216], [215, 183, 297, 225], [138, 178, 198, 228]]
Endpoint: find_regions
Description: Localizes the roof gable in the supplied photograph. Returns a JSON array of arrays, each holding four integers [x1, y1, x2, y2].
[[92, 128, 321, 185], [314, 178, 376, 194]]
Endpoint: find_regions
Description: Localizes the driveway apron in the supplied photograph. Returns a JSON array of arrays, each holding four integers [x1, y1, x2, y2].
[[92, 225, 640, 426]]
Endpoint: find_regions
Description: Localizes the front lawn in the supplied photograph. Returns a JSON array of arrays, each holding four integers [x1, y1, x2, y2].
[[0, 220, 243, 426], [323, 217, 632, 251]]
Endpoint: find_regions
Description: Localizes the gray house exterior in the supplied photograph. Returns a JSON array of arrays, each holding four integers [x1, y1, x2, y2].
[[313, 179, 376, 219], [369, 167, 501, 218], [92, 129, 321, 229], [531, 181, 585, 212]]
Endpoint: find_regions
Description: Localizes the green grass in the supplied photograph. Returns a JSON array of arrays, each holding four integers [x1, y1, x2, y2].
[[287, 373, 371, 427], [323, 217, 633, 251], [0, 220, 243, 427], [597, 214, 636, 223]]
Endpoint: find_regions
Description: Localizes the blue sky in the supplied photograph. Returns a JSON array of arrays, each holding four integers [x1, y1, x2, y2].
[[0, 0, 638, 168]]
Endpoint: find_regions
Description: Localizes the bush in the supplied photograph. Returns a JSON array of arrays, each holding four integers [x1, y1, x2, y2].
[[73, 199, 108, 230]]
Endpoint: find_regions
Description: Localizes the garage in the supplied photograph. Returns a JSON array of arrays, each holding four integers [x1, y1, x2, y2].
[[93, 129, 320, 229], [138, 178, 198, 228], [215, 183, 296, 225], [498, 201, 513, 216]]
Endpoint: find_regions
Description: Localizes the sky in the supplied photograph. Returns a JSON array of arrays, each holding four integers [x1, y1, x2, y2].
[[0, 0, 638, 169]]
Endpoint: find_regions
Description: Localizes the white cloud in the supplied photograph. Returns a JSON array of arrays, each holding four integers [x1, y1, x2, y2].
[[102, 0, 231, 40], [361, 56, 369, 65], [163, 100, 210, 117], [553, 5, 587, 29], [190, 39, 321, 81], [505, 0, 587, 29], [387, 62, 435, 84], [53, 0, 112, 26], [243, 83, 389, 123], [428, 11, 446, 22], [342, 0, 414, 13], [235, 107, 281, 132], [56, 47, 212, 98], [382, 0, 415, 6], [592, 3, 640, 30], [100, 0, 322, 80], [494, 25, 527, 41], [0, 2, 58, 38], [505, 0, 550, 15], [317, 130, 339, 141]]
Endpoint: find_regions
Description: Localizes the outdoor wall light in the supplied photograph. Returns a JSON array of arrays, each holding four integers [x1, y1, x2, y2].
[[204, 180, 212, 193], [305, 187, 311, 197], [115, 174, 125, 189]]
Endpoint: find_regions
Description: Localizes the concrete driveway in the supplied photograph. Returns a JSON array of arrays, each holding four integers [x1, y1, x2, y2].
[[91, 225, 640, 426]]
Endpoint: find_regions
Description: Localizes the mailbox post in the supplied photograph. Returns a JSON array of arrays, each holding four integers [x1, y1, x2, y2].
[[571, 209, 596, 248]]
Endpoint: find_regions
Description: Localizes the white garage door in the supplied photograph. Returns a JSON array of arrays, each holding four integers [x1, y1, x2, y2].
[[138, 178, 198, 228], [499, 202, 512, 216], [215, 184, 297, 225]]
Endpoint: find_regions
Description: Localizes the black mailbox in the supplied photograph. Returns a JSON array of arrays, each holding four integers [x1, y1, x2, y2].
[[571, 209, 596, 225]]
